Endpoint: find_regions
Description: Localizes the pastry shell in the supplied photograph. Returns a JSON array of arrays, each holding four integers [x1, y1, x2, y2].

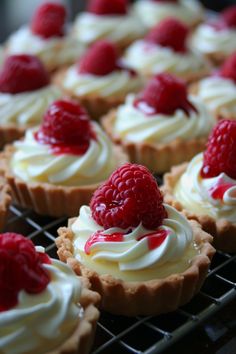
[[53, 69, 142, 121], [47, 277, 100, 354], [162, 163, 236, 252], [0, 144, 128, 217], [0, 175, 11, 231], [190, 81, 236, 121], [0, 124, 26, 150], [56, 218, 215, 317], [102, 110, 207, 173]]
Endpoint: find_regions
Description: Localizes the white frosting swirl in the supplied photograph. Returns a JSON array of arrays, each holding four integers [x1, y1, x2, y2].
[[62, 66, 143, 98], [113, 94, 214, 143], [133, 0, 204, 28], [122, 40, 209, 77], [11, 123, 120, 186], [0, 258, 82, 354], [0, 85, 61, 126], [72, 204, 193, 273], [74, 13, 146, 44], [174, 153, 236, 222], [196, 76, 236, 116], [191, 24, 236, 55], [6, 26, 86, 70]]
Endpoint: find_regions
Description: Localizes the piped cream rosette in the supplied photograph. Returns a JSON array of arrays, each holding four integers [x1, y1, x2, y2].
[[6, 26, 86, 72]]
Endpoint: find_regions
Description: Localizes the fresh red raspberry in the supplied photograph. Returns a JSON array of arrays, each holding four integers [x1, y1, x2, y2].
[[220, 52, 236, 83], [31, 2, 66, 39], [36, 99, 96, 153], [0, 55, 50, 94], [0, 233, 51, 312], [201, 120, 236, 179], [90, 163, 167, 230], [78, 40, 118, 76], [222, 5, 236, 28], [145, 17, 188, 53], [87, 0, 127, 15], [134, 73, 196, 116]]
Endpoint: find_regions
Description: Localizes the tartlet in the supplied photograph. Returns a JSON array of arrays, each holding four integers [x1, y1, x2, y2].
[[73, 0, 146, 51], [162, 120, 236, 252], [57, 163, 215, 317], [0, 99, 128, 217], [190, 53, 236, 121], [191, 5, 236, 64], [0, 54, 62, 149], [0, 232, 100, 354], [132, 0, 205, 29], [102, 73, 215, 173], [122, 17, 210, 83], [5, 2, 85, 72], [54, 40, 143, 120]]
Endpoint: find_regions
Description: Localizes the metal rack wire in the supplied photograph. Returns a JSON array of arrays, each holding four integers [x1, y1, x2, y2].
[[5, 204, 236, 354]]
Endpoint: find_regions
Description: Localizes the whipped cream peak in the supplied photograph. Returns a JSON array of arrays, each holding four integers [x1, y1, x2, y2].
[[72, 204, 193, 272]]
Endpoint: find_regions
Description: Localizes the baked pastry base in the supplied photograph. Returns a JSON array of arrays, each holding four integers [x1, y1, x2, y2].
[[56, 218, 215, 317], [190, 82, 236, 121], [0, 144, 128, 217], [102, 110, 207, 173], [162, 163, 236, 253], [0, 124, 26, 150], [53, 69, 130, 121], [0, 175, 11, 231], [48, 277, 100, 354]]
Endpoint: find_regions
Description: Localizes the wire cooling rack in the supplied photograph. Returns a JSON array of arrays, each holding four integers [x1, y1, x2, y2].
[[5, 203, 236, 354]]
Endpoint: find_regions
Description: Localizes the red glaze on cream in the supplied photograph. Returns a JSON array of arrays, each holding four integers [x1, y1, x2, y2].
[[84, 228, 169, 254], [210, 180, 235, 200]]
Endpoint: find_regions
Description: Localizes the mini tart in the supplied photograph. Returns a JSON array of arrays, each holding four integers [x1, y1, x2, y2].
[[0, 144, 127, 217], [190, 80, 236, 121], [57, 218, 215, 317], [0, 175, 11, 231], [162, 163, 236, 252], [53, 68, 141, 121], [102, 110, 207, 173]]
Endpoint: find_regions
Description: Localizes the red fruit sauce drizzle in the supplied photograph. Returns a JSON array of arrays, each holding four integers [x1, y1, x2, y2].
[[209, 180, 235, 200], [84, 229, 169, 255], [34, 130, 92, 156], [0, 233, 51, 312]]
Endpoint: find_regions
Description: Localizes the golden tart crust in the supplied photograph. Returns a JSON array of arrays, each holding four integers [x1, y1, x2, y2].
[[0, 144, 128, 217], [162, 163, 236, 253], [0, 124, 26, 150], [56, 218, 215, 317], [102, 110, 207, 174], [47, 277, 100, 354], [53, 69, 133, 121], [0, 175, 11, 231]]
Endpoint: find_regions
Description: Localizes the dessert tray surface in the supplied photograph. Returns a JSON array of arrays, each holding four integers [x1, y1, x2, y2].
[[6, 196, 236, 354]]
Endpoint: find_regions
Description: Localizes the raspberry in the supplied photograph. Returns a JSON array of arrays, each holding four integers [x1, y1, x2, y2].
[[134, 73, 196, 116], [87, 0, 127, 15], [201, 120, 236, 179], [36, 99, 95, 153], [222, 5, 236, 28], [220, 53, 236, 83], [0, 233, 51, 312], [78, 40, 118, 76], [0, 55, 50, 94], [90, 163, 167, 230], [31, 2, 66, 38], [145, 17, 188, 53]]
